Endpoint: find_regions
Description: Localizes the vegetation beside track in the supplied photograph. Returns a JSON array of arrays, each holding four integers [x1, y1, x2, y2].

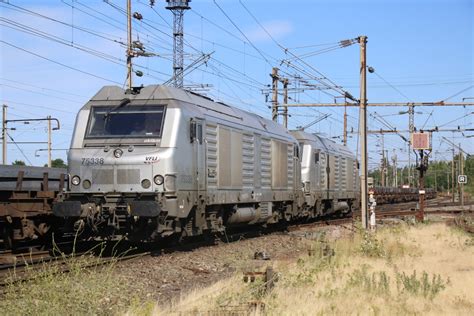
[[0, 249, 146, 316], [157, 222, 474, 315], [2, 219, 473, 315]]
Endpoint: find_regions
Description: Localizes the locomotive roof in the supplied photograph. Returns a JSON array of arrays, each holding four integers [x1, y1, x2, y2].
[[290, 130, 354, 158], [84, 85, 294, 141]]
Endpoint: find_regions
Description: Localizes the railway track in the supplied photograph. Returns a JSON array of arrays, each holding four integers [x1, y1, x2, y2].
[[288, 217, 353, 232], [0, 247, 151, 289], [0, 216, 355, 286], [0, 250, 51, 271], [1, 200, 471, 288]]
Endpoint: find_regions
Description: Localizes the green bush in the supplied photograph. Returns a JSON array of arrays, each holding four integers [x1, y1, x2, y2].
[[396, 270, 449, 299], [359, 231, 386, 258], [346, 265, 390, 295]]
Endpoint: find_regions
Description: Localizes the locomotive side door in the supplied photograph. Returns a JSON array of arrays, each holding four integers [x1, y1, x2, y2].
[[313, 150, 321, 189], [191, 118, 206, 193], [320, 151, 330, 200]]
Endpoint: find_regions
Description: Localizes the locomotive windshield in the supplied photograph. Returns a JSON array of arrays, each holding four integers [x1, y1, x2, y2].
[[85, 105, 165, 138]]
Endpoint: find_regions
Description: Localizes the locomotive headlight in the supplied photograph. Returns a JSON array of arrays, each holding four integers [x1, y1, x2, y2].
[[164, 175, 176, 192], [82, 179, 91, 189], [71, 175, 81, 186], [141, 179, 151, 189], [154, 175, 164, 185], [113, 148, 123, 158]]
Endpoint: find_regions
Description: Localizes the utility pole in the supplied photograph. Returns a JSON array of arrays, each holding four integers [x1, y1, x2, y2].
[[447, 169, 450, 196], [166, 0, 191, 88], [2, 104, 7, 165], [126, 0, 133, 90], [459, 144, 464, 206], [282, 78, 289, 128], [359, 35, 368, 229], [380, 135, 385, 186], [392, 149, 398, 187], [442, 135, 469, 204], [47, 115, 52, 168], [408, 104, 414, 186], [451, 146, 456, 202], [343, 105, 348, 146], [271, 67, 279, 123]]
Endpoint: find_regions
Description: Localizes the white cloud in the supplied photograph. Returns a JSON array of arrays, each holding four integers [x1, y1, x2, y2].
[[245, 20, 293, 43]]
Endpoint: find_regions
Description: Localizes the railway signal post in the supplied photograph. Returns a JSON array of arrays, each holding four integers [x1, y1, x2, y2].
[[459, 148, 465, 207], [412, 132, 431, 222], [458, 174, 467, 206]]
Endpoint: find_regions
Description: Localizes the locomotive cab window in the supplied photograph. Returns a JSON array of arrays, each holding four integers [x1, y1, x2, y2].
[[85, 105, 166, 139]]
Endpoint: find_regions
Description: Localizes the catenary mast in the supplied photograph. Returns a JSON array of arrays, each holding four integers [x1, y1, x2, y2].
[[166, 0, 191, 88]]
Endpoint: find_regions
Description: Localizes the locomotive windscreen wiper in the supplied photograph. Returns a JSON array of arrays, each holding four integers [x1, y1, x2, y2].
[[103, 98, 131, 120]]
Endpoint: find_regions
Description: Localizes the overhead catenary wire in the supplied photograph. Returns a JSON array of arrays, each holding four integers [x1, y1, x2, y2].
[[2, 3, 175, 79], [441, 84, 474, 102], [238, 0, 357, 99], [0, 77, 87, 98], [1, 2, 127, 45], [60, 0, 176, 58], [190, 7, 247, 45], [213, 0, 276, 67], [370, 112, 409, 143], [0, 18, 127, 65], [4, 1, 471, 167], [105, 0, 264, 90], [437, 111, 474, 128], [6, 132, 33, 165], [103, 0, 273, 106], [70, 1, 267, 94], [285, 41, 347, 50], [1, 99, 77, 115], [0, 40, 122, 85], [342, 79, 473, 89], [372, 71, 412, 101], [61, 0, 126, 32], [1, 1, 172, 62], [421, 110, 434, 130], [0, 83, 84, 104], [101, 0, 176, 52], [0, 20, 171, 81]]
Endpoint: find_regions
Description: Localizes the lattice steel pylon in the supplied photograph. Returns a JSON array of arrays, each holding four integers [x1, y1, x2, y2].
[[166, 0, 191, 88]]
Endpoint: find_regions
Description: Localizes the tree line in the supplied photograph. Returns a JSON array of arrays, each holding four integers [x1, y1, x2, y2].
[[12, 158, 67, 168], [369, 154, 473, 195]]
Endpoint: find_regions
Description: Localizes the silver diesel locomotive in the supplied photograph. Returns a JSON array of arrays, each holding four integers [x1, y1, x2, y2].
[[53, 85, 359, 241]]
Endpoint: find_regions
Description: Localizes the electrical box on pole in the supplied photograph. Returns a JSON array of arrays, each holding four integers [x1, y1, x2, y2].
[[411, 132, 430, 150]]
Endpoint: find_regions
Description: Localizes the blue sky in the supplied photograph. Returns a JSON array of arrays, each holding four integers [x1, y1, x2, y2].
[[0, 0, 473, 171]]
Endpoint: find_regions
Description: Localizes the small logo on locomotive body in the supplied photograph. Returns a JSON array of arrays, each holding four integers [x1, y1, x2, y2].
[[144, 156, 160, 164]]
